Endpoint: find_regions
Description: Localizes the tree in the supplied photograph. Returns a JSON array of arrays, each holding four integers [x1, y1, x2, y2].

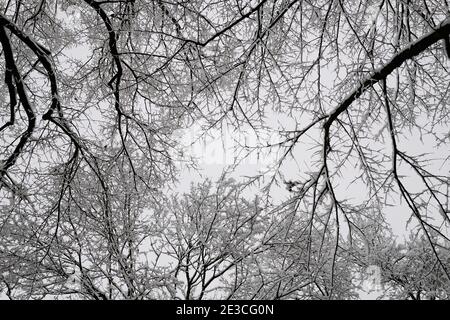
[[375, 233, 450, 300], [1, 0, 449, 299], [150, 178, 266, 299]]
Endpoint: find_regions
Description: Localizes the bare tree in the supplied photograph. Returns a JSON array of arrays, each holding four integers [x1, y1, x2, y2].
[[371, 232, 450, 300], [149, 178, 266, 299], [1, 0, 449, 299]]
